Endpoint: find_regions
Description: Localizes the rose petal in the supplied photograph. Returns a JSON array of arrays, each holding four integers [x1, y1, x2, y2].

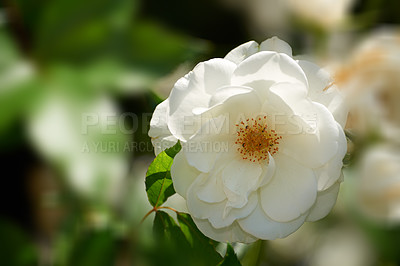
[[268, 82, 309, 114], [148, 99, 177, 155], [232, 51, 308, 89], [322, 88, 348, 129], [196, 168, 226, 203], [168, 59, 236, 140], [206, 88, 263, 119], [260, 37, 293, 56], [170, 151, 201, 198], [224, 41, 260, 65], [148, 99, 170, 138], [278, 101, 340, 168], [260, 86, 294, 116], [306, 182, 341, 222], [202, 89, 263, 135], [187, 175, 258, 228], [193, 218, 258, 243], [211, 193, 258, 229], [260, 153, 317, 222], [208, 85, 253, 107], [259, 153, 276, 187], [184, 115, 233, 172], [298, 60, 348, 127], [222, 159, 263, 208], [297, 60, 332, 94], [238, 203, 307, 240], [265, 82, 316, 134], [315, 122, 347, 191]]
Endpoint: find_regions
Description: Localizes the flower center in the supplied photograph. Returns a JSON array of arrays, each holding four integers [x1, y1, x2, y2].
[[235, 116, 282, 163]]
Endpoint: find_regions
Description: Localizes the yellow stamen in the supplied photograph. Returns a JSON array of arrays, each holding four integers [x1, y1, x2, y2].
[[235, 115, 282, 163]]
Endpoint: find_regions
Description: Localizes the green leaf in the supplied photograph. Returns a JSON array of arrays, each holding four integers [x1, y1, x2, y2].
[[0, 30, 39, 142], [152, 211, 222, 266], [146, 142, 181, 176], [218, 244, 242, 266], [177, 213, 220, 255], [145, 172, 175, 207], [145, 141, 181, 207], [129, 22, 209, 76], [164, 141, 182, 158], [152, 211, 192, 266], [153, 211, 189, 245], [34, 0, 136, 62]]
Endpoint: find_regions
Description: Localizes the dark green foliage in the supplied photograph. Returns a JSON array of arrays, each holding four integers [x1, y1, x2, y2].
[[152, 211, 222, 266]]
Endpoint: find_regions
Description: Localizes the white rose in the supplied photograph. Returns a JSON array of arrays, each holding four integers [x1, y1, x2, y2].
[[29, 93, 128, 204], [334, 30, 400, 136], [287, 0, 354, 29], [349, 144, 400, 224], [149, 37, 347, 243]]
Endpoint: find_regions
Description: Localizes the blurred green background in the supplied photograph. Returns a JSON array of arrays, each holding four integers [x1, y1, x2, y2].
[[1, 0, 400, 265]]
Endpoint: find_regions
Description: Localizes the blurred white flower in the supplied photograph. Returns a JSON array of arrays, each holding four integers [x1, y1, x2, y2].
[[222, 0, 354, 35], [149, 37, 347, 243], [288, 0, 354, 29], [309, 227, 375, 266], [0, 61, 34, 93], [268, 223, 376, 266], [334, 29, 400, 135], [29, 92, 128, 204], [350, 144, 400, 224]]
